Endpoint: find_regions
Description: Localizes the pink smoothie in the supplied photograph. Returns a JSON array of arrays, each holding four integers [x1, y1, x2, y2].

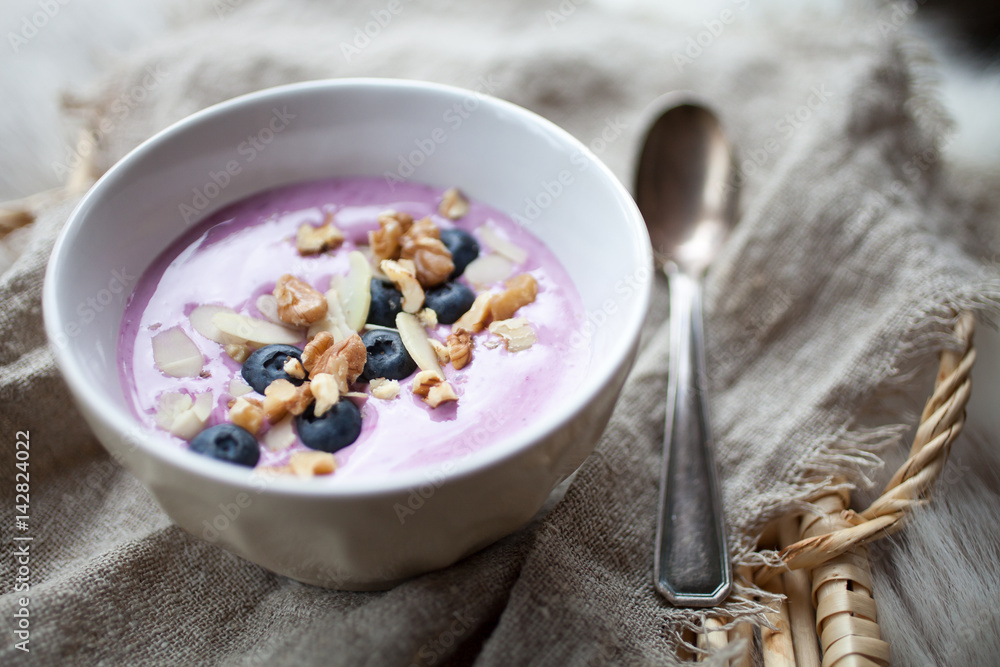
[[118, 177, 589, 481]]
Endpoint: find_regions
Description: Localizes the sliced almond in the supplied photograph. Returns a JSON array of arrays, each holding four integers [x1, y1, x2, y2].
[[369, 378, 400, 400], [396, 312, 444, 379], [488, 317, 537, 352], [463, 253, 514, 287], [262, 415, 296, 452], [478, 225, 528, 264], [255, 294, 282, 324], [307, 288, 352, 341], [152, 327, 205, 378], [228, 377, 253, 398], [189, 305, 242, 344], [381, 259, 424, 313], [212, 311, 301, 347], [331, 250, 372, 332]]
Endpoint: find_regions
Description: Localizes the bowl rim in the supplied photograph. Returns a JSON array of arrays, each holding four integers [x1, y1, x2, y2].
[[43, 77, 653, 497]]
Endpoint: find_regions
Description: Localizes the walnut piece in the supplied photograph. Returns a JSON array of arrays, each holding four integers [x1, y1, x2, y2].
[[453, 292, 493, 333], [225, 343, 251, 364], [446, 329, 472, 369], [380, 259, 425, 313], [310, 373, 340, 416], [289, 451, 337, 477], [369, 210, 413, 263], [411, 370, 458, 408], [229, 396, 265, 435], [283, 357, 306, 380], [301, 331, 334, 373], [296, 216, 345, 255], [439, 187, 469, 219], [417, 308, 439, 328], [274, 274, 328, 327], [370, 378, 400, 400], [400, 217, 454, 288], [330, 333, 367, 383], [488, 317, 537, 352], [489, 273, 538, 321], [302, 331, 365, 385], [263, 378, 313, 422]]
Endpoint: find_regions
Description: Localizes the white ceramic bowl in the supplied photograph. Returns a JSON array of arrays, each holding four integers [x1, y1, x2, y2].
[[43, 79, 652, 589]]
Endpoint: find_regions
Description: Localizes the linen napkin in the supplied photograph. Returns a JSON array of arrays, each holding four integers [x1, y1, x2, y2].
[[2, 1, 999, 664]]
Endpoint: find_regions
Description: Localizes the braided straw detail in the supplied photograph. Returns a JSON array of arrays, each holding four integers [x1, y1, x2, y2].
[[756, 311, 975, 583]]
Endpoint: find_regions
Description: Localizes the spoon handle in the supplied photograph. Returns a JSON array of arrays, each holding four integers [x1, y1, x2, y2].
[[655, 270, 731, 606]]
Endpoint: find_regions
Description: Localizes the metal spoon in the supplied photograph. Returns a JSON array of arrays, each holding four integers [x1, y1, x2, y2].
[[634, 93, 737, 607]]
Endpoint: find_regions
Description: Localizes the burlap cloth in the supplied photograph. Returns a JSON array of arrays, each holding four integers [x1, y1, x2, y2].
[[3, 1, 1000, 664]]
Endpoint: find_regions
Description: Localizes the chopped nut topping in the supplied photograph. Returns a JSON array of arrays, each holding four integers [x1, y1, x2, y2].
[[490, 273, 538, 321], [263, 378, 313, 422], [225, 343, 251, 364], [370, 378, 400, 400], [289, 451, 337, 477], [417, 308, 439, 327], [426, 382, 459, 408], [453, 292, 493, 333], [296, 216, 345, 255], [311, 373, 340, 416], [429, 338, 451, 365], [329, 332, 367, 383], [488, 317, 537, 352], [400, 217, 454, 288], [301, 331, 334, 373], [283, 357, 306, 380], [447, 329, 472, 369], [229, 396, 265, 435], [439, 187, 469, 219], [274, 274, 329, 327], [370, 210, 413, 263], [380, 259, 425, 313], [411, 370, 458, 407]]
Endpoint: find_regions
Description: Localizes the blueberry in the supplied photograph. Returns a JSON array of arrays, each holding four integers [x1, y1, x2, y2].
[[189, 424, 260, 467], [367, 279, 404, 327], [440, 228, 480, 278], [424, 281, 477, 324], [295, 400, 363, 453], [360, 329, 416, 381], [241, 344, 306, 394]]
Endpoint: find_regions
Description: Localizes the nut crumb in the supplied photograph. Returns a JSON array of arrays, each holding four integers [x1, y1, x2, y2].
[[489, 273, 538, 321], [283, 357, 306, 380], [439, 187, 469, 219], [263, 378, 314, 422], [446, 329, 472, 369], [274, 274, 328, 327], [229, 396, 265, 435], [488, 317, 537, 352], [225, 343, 251, 364], [411, 370, 458, 408], [370, 377, 400, 400], [429, 338, 451, 365], [380, 259, 425, 313], [296, 216, 345, 255], [400, 217, 454, 287], [417, 308, 439, 328], [311, 373, 340, 416], [289, 451, 337, 477]]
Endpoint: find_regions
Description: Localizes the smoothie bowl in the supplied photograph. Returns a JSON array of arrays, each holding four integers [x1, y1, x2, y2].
[[43, 79, 652, 589]]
